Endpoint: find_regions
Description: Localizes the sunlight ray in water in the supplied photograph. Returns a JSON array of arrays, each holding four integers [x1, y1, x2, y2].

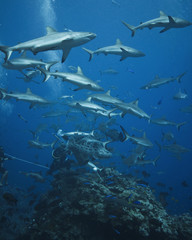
[[39, 0, 66, 97]]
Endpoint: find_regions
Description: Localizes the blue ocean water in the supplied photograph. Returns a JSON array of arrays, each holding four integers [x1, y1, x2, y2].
[[0, 0, 191, 218]]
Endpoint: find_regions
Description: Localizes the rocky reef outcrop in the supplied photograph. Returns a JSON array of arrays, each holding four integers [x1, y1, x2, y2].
[[19, 168, 192, 240]]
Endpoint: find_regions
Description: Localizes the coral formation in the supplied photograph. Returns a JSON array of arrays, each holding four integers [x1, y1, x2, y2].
[[19, 168, 192, 240]]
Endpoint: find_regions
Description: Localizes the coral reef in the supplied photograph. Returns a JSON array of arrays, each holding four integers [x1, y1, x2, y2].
[[19, 168, 192, 240]]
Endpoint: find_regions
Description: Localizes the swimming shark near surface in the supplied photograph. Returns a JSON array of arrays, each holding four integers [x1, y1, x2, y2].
[[2, 53, 57, 76], [122, 11, 192, 37], [82, 38, 145, 61], [0, 88, 52, 109], [120, 125, 153, 148], [38, 66, 104, 92], [0, 27, 96, 62], [140, 72, 186, 89]]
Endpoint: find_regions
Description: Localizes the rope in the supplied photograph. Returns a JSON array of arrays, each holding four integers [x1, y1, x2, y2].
[[5, 153, 49, 169]]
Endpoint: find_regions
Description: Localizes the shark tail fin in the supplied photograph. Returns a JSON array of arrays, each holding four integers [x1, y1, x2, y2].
[[51, 140, 58, 149], [45, 61, 58, 71], [121, 21, 136, 37], [120, 111, 126, 118], [0, 88, 8, 100], [148, 114, 152, 124], [120, 125, 130, 142], [90, 130, 95, 137], [82, 47, 94, 61], [107, 108, 117, 118], [176, 121, 186, 131], [176, 72, 186, 83], [0, 45, 12, 62], [153, 155, 160, 166], [37, 67, 51, 82], [28, 130, 37, 139]]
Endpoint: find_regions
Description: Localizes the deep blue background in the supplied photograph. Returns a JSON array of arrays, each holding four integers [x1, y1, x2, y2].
[[0, 0, 191, 214]]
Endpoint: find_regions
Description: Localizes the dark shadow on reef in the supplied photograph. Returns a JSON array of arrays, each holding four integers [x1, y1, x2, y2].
[[17, 168, 192, 240]]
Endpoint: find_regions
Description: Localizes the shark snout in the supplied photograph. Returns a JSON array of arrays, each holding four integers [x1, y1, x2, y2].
[[95, 85, 104, 91], [139, 51, 146, 57], [88, 32, 97, 40]]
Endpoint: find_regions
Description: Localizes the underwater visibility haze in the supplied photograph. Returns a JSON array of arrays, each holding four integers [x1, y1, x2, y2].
[[0, 0, 192, 239]]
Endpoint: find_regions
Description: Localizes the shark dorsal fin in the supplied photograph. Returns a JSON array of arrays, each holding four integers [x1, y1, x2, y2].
[[46, 26, 57, 35], [77, 66, 83, 75], [106, 90, 111, 96], [143, 132, 146, 138], [133, 99, 139, 106], [26, 88, 32, 95], [86, 97, 91, 102], [160, 11, 167, 17], [36, 136, 39, 141], [103, 140, 111, 147], [116, 38, 122, 45]]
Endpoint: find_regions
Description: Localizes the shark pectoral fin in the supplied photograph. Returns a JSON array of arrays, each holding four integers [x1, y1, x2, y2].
[[159, 27, 170, 33], [72, 87, 83, 91], [120, 48, 128, 61], [168, 16, 175, 24], [20, 51, 27, 58], [29, 103, 36, 109], [62, 48, 71, 63], [120, 56, 127, 61], [80, 109, 87, 117]]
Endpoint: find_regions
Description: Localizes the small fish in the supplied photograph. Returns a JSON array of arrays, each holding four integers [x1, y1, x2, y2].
[[110, 196, 117, 200], [127, 187, 136, 190], [126, 194, 133, 200], [137, 183, 148, 188], [83, 182, 91, 185], [157, 98, 163, 105], [60, 95, 74, 99], [106, 181, 114, 185], [127, 68, 135, 74], [106, 175, 114, 179], [108, 215, 117, 218], [105, 195, 113, 198], [18, 114, 28, 123], [113, 227, 120, 234], [133, 200, 142, 205]]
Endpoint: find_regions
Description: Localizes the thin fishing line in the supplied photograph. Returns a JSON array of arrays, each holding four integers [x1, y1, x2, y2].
[[5, 153, 49, 169]]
